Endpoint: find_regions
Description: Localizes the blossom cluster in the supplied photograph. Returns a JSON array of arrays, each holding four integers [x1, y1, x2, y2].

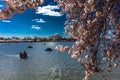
[[0, 0, 120, 80]]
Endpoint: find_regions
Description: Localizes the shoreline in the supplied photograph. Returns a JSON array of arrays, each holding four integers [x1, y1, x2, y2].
[[0, 41, 75, 43]]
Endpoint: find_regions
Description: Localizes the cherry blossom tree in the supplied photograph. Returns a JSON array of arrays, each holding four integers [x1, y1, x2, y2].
[[55, 0, 120, 80], [0, 0, 120, 80]]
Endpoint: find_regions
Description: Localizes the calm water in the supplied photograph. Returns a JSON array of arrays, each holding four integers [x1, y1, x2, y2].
[[0, 42, 119, 80], [0, 42, 83, 80]]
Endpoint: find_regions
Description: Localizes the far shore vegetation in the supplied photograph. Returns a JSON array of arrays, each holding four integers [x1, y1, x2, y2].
[[0, 34, 75, 43]]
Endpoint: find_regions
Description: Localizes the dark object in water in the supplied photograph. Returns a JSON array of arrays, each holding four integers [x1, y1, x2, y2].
[[43, 43, 46, 45], [27, 46, 33, 48], [45, 48, 53, 51], [19, 51, 28, 59]]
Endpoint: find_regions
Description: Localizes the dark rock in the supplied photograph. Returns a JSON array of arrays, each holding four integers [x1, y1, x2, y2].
[[45, 48, 53, 51], [43, 43, 46, 45], [27, 46, 33, 48]]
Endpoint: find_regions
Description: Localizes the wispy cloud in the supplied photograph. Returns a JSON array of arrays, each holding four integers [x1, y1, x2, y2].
[[36, 19, 45, 23], [32, 19, 39, 21], [31, 25, 41, 30], [2, 20, 11, 23], [36, 5, 63, 17], [32, 18, 45, 23]]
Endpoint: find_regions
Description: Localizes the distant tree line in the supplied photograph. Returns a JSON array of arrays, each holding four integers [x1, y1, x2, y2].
[[0, 36, 75, 42]]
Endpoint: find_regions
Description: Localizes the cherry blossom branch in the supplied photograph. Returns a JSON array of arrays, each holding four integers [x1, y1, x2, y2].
[[0, 0, 44, 20]]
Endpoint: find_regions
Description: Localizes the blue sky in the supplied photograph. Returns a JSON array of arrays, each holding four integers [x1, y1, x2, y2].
[[0, 0, 66, 38]]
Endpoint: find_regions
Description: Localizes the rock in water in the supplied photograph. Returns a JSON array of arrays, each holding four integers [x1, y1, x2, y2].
[[45, 48, 53, 51]]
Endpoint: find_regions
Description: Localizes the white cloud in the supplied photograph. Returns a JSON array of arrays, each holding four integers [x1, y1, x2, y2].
[[2, 20, 11, 23], [31, 25, 41, 30], [36, 5, 63, 17], [32, 18, 45, 23], [32, 19, 39, 21], [37, 19, 45, 23]]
